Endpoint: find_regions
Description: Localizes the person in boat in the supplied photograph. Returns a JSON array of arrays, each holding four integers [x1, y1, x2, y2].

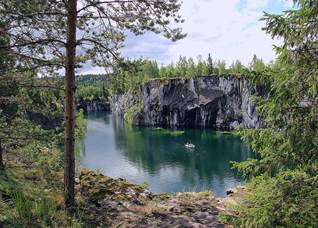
[[185, 143, 195, 148]]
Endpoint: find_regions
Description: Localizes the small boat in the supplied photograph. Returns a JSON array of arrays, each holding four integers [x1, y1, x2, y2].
[[185, 143, 195, 149]]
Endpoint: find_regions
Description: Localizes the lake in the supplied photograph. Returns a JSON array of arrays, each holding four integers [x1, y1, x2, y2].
[[80, 112, 252, 197]]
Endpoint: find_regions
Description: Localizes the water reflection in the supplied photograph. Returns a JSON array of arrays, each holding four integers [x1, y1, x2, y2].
[[81, 112, 252, 197]]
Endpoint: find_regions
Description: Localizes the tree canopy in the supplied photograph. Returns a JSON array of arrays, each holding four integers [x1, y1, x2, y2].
[[223, 0, 318, 226], [0, 0, 186, 209], [1, 0, 186, 73]]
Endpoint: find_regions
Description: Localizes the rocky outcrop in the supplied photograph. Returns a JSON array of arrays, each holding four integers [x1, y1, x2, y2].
[[78, 169, 229, 227], [77, 100, 110, 112], [112, 76, 265, 129], [111, 91, 136, 116]]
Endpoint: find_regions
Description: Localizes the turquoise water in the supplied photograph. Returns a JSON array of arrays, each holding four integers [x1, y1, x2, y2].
[[80, 112, 252, 197]]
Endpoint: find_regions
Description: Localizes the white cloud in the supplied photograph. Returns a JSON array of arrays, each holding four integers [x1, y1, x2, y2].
[[165, 0, 282, 66], [84, 0, 293, 73]]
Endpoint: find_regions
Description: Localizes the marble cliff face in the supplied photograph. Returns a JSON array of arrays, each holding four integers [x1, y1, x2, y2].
[[112, 76, 265, 129]]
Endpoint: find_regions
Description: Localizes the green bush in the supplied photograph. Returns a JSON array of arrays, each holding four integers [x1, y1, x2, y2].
[[221, 171, 318, 227], [76, 109, 87, 140], [221, 1, 318, 227], [124, 102, 143, 124]]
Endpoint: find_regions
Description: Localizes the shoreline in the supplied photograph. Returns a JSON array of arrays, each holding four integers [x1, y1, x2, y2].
[[77, 168, 242, 227]]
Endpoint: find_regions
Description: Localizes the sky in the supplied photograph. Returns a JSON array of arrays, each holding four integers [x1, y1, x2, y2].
[[79, 0, 294, 74]]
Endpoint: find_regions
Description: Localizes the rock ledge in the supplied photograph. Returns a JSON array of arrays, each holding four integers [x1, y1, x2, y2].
[[78, 169, 235, 227]]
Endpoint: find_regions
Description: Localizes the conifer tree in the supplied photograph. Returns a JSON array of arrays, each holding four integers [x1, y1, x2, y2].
[[249, 54, 266, 72], [227, 1, 318, 226], [229, 59, 245, 75], [207, 53, 213, 75], [0, 0, 185, 208]]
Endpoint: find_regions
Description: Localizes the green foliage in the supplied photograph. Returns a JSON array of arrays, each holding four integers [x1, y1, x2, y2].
[[175, 56, 188, 76], [76, 74, 110, 101], [153, 128, 184, 137], [124, 102, 143, 125], [0, 76, 19, 120], [76, 109, 87, 140], [0, 143, 83, 227], [76, 84, 109, 103], [159, 54, 227, 78], [110, 54, 275, 99], [0, 0, 187, 225], [141, 60, 160, 79], [207, 53, 214, 75], [111, 58, 160, 94], [76, 74, 110, 86], [11, 188, 33, 220], [214, 60, 227, 75], [0, 22, 14, 75], [229, 60, 246, 75], [185, 57, 197, 78], [223, 1, 318, 226], [121, 81, 144, 124], [1, 0, 186, 73], [33, 198, 56, 223], [223, 172, 318, 227], [75, 74, 110, 110], [249, 54, 266, 73], [140, 181, 149, 189], [0, 73, 64, 157], [10, 187, 56, 224], [111, 54, 245, 95]]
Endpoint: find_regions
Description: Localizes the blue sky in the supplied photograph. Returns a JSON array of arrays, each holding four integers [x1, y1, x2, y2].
[[80, 0, 294, 74]]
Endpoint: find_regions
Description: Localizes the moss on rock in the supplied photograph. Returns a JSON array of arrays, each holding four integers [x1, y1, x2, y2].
[[79, 169, 152, 205], [77, 169, 232, 227]]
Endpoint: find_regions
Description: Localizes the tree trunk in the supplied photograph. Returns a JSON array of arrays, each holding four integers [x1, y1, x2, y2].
[[64, 0, 77, 209], [0, 140, 4, 170]]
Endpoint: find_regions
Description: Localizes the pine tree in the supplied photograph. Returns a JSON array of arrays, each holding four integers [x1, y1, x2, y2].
[[229, 60, 245, 75], [249, 54, 266, 72], [207, 53, 213, 75], [196, 55, 204, 76], [176, 56, 188, 76], [215, 60, 226, 75], [227, 1, 318, 226], [1, 0, 185, 209], [185, 57, 196, 77]]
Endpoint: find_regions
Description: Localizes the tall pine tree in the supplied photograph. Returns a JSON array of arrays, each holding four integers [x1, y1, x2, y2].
[[226, 0, 318, 226], [0, 0, 185, 209]]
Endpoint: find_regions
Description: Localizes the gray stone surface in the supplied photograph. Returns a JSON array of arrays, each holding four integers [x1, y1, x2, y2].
[[112, 76, 264, 129], [78, 100, 110, 112]]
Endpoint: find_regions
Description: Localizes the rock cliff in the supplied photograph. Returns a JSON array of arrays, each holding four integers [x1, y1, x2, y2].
[[112, 76, 265, 129], [77, 100, 111, 112]]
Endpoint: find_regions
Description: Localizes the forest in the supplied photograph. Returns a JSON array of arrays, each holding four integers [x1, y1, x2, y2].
[[0, 0, 317, 227], [109, 54, 266, 94], [76, 53, 265, 98]]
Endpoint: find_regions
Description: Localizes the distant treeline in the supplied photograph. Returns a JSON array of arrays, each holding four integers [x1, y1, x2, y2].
[[75, 75, 109, 105], [76, 74, 110, 86], [70, 54, 270, 100], [157, 54, 267, 78], [110, 54, 270, 94]]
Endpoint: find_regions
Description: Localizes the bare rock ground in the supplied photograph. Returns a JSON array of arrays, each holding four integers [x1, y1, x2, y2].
[[77, 169, 237, 228]]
